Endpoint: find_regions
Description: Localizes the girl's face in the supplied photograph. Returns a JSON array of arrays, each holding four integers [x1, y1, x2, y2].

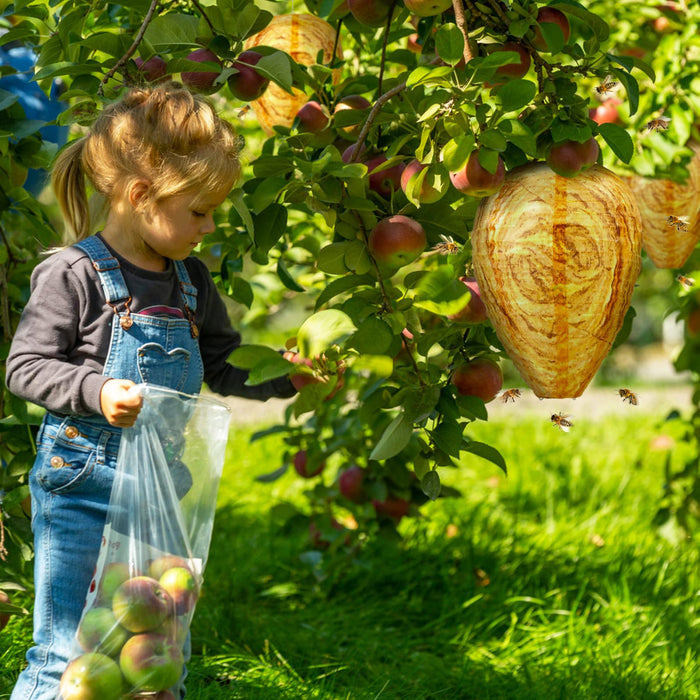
[[140, 184, 231, 262]]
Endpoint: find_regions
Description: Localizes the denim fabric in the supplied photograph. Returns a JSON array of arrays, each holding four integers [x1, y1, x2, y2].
[[11, 236, 202, 700]]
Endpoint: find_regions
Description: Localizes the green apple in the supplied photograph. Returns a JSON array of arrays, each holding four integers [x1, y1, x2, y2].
[[158, 567, 199, 616], [112, 576, 172, 633], [119, 632, 184, 693], [77, 607, 130, 657], [97, 562, 132, 605], [59, 652, 124, 700]]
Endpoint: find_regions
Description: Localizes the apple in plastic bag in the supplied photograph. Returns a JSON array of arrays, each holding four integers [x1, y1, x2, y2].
[[77, 606, 130, 657], [96, 562, 131, 604], [59, 652, 124, 700], [112, 576, 172, 633], [158, 567, 199, 615], [119, 632, 184, 692], [147, 555, 191, 581]]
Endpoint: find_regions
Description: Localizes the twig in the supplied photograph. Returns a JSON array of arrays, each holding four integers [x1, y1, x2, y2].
[[451, 0, 474, 64], [191, 0, 217, 37], [98, 0, 160, 95]]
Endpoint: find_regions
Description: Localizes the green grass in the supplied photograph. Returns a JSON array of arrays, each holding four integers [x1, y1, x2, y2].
[[2, 411, 698, 700]]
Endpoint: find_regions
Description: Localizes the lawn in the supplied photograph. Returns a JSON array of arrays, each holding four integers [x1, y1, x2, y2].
[[2, 406, 698, 700]]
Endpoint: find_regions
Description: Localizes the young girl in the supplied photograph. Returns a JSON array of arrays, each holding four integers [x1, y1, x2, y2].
[[6, 82, 295, 700]]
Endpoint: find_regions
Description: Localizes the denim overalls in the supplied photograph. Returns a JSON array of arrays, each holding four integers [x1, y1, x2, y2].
[[11, 235, 203, 700]]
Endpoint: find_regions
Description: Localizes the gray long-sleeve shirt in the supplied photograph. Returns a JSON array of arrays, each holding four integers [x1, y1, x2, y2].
[[6, 236, 295, 417]]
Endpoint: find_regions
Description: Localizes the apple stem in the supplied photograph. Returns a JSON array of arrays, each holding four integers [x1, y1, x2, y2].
[[97, 0, 159, 95]]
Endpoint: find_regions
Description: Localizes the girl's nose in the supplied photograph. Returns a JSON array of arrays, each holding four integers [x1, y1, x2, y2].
[[201, 213, 216, 234]]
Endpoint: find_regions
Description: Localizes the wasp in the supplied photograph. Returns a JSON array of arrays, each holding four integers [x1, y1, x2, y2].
[[595, 75, 618, 95], [551, 412, 573, 432], [498, 388, 522, 403], [618, 388, 639, 406], [666, 215, 689, 232], [432, 234, 461, 255], [646, 117, 671, 132], [237, 105, 252, 119], [677, 274, 695, 290]]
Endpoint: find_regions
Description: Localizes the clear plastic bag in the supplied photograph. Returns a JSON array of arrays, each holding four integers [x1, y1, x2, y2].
[[58, 385, 231, 700]]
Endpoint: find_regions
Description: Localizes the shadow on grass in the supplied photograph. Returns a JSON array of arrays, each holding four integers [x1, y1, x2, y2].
[[187, 502, 699, 700]]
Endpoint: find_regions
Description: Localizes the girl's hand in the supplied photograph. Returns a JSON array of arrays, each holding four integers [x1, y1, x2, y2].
[[100, 379, 143, 427]]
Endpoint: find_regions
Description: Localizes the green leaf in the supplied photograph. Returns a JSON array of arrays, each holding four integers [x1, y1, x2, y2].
[[255, 52, 294, 94], [0, 89, 19, 111], [251, 203, 286, 254], [610, 68, 639, 118], [370, 413, 412, 461], [493, 79, 537, 114], [349, 316, 394, 355], [435, 23, 464, 66], [229, 188, 255, 236], [463, 440, 507, 474], [229, 276, 254, 308], [277, 258, 305, 293], [351, 354, 394, 377], [406, 65, 453, 88], [421, 470, 441, 501], [598, 123, 634, 164], [441, 134, 475, 171], [229, 345, 287, 369], [315, 274, 375, 309], [144, 13, 200, 49], [247, 356, 294, 385], [550, 1, 609, 42], [318, 242, 350, 275], [430, 419, 464, 457], [412, 266, 471, 315], [297, 309, 356, 358]]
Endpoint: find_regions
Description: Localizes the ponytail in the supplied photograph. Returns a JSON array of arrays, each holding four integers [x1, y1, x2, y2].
[[51, 139, 91, 241]]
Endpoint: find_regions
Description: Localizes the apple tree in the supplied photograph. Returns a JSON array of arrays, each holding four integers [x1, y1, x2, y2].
[[1, 0, 699, 590]]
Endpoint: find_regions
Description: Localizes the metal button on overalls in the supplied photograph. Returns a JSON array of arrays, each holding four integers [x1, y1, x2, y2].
[[50, 456, 65, 468], [65, 426, 79, 439]]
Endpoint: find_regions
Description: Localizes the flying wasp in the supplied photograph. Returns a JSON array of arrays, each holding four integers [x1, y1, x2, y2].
[[666, 215, 689, 232], [618, 388, 639, 406], [550, 412, 573, 432], [646, 117, 670, 132], [498, 388, 522, 403], [677, 274, 695, 290], [432, 234, 461, 255], [595, 75, 618, 95]]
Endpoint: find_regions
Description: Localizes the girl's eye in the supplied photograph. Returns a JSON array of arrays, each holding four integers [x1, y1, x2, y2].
[[192, 211, 206, 218]]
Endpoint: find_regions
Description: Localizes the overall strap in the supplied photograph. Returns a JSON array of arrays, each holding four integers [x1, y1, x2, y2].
[[174, 259, 200, 338], [73, 236, 131, 305]]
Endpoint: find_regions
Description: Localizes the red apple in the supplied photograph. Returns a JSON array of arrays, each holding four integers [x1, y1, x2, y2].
[[687, 307, 700, 337], [112, 576, 172, 633], [532, 7, 570, 51], [407, 33, 423, 53], [372, 497, 410, 523], [404, 0, 452, 17], [293, 449, 326, 478], [546, 137, 599, 177], [341, 141, 368, 163], [181, 48, 222, 92], [0, 590, 10, 632], [338, 465, 366, 502], [119, 632, 184, 692], [334, 95, 371, 136], [227, 50, 269, 101], [448, 277, 488, 324], [296, 100, 331, 133], [283, 352, 345, 398], [134, 56, 167, 82], [347, 0, 394, 26], [450, 151, 505, 197], [132, 692, 177, 700], [400, 160, 445, 203], [489, 41, 531, 82], [368, 214, 427, 269], [77, 607, 130, 657], [59, 652, 124, 700], [97, 562, 132, 605], [589, 98, 621, 125], [451, 358, 503, 403], [158, 567, 199, 616], [147, 555, 191, 581], [365, 154, 405, 197]]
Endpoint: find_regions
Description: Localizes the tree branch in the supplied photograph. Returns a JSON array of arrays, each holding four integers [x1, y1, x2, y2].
[[451, 0, 474, 64], [98, 0, 159, 95]]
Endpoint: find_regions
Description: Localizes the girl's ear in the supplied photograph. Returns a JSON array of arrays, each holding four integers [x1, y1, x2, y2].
[[127, 179, 152, 209]]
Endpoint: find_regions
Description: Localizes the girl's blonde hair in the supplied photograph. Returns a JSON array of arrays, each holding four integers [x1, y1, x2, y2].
[[52, 82, 242, 240]]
